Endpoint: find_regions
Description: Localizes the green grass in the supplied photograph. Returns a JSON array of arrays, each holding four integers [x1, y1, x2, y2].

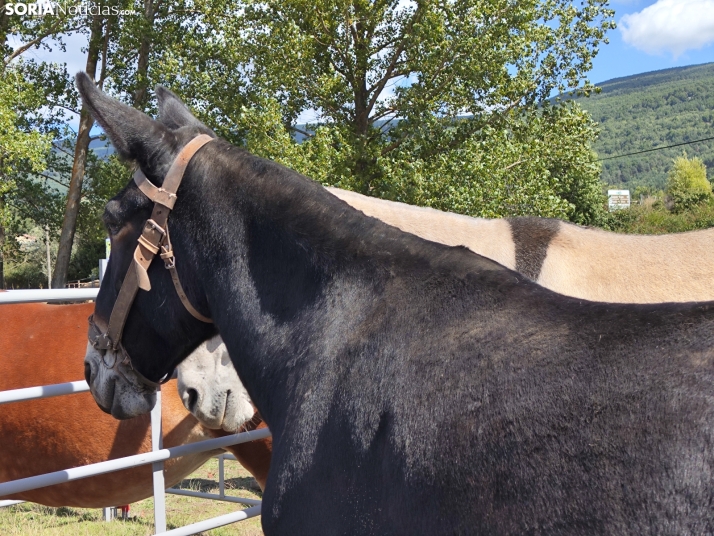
[[0, 458, 264, 535]]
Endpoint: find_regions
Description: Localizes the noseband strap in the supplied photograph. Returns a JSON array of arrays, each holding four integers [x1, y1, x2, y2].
[[89, 134, 214, 387]]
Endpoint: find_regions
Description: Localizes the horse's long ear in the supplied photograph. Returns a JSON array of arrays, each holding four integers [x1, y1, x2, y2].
[[156, 86, 216, 137], [76, 72, 177, 178]]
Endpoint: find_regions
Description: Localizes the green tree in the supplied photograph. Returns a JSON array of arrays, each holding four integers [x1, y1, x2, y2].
[[1, 0, 90, 288], [157, 0, 614, 223], [667, 153, 711, 212], [0, 73, 50, 177], [53, 11, 115, 288], [1, 12, 77, 287]]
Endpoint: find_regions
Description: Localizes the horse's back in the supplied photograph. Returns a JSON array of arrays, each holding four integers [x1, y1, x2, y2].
[[327, 187, 516, 270], [541, 223, 714, 302]]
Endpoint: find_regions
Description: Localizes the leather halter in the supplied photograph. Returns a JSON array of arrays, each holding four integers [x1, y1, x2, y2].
[[88, 134, 214, 389]]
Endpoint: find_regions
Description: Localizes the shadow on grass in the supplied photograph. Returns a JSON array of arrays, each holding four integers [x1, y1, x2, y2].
[[174, 477, 262, 496], [52, 506, 96, 522], [14, 505, 94, 525]]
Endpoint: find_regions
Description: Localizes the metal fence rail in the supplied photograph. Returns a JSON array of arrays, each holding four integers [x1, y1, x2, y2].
[[0, 425, 271, 497], [0, 288, 100, 303], [0, 288, 269, 535], [0, 381, 89, 405], [162, 506, 262, 536]]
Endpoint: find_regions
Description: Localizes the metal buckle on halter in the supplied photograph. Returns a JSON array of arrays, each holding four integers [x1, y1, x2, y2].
[[157, 222, 176, 269], [160, 245, 176, 269], [88, 315, 173, 390], [88, 314, 115, 351], [137, 219, 166, 254], [143, 219, 165, 236]]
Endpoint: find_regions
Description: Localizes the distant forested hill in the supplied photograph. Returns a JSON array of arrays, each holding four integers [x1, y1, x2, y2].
[[569, 62, 714, 190]]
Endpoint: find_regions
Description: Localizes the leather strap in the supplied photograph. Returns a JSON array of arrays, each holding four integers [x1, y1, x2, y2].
[[167, 264, 213, 323], [132, 135, 213, 291], [104, 267, 140, 351], [134, 171, 177, 210], [161, 223, 213, 323], [162, 135, 213, 194]]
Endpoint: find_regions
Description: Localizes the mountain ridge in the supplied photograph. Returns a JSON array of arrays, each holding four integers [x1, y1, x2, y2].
[[572, 61, 714, 190]]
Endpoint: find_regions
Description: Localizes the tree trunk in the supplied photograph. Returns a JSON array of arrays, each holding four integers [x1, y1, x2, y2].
[[51, 15, 104, 289], [133, 0, 159, 109], [2, 0, 9, 288], [0, 0, 9, 54], [353, 18, 374, 193]]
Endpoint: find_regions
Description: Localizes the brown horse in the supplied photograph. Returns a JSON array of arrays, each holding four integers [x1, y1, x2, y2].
[[0, 302, 271, 507]]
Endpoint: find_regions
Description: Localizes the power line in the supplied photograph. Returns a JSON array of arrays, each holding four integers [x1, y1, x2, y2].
[[596, 135, 714, 162]]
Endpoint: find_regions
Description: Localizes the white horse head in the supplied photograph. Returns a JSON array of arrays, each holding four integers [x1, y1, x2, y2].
[[176, 335, 255, 432]]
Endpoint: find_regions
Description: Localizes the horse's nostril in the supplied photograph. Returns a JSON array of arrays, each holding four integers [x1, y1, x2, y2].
[[186, 388, 198, 412], [84, 362, 92, 385]]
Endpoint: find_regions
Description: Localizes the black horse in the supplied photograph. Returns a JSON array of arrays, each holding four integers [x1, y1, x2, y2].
[[78, 73, 714, 535]]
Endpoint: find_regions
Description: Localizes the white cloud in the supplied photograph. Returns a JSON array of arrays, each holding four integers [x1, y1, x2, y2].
[[620, 0, 714, 57]]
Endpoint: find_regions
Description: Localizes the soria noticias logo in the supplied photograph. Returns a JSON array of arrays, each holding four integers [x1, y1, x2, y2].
[[4, 2, 137, 16]]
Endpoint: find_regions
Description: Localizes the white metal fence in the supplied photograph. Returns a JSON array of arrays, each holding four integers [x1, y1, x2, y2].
[[0, 288, 269, 535]]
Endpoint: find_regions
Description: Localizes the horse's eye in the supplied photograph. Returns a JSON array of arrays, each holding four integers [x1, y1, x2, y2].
[[102, 212, 123, 236], [103, 220, 122, 236], [102, 199, 125, 236]]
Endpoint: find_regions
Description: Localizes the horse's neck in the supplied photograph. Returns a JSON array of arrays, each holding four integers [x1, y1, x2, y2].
[[185, 159, 404, 431], [185, 152, 507, 432]]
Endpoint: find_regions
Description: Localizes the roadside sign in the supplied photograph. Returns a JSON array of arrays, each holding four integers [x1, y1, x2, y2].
[[608, 189, 630, 211]]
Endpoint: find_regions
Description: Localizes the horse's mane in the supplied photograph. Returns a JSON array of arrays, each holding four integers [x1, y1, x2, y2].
[[206, 140, 508, 280]]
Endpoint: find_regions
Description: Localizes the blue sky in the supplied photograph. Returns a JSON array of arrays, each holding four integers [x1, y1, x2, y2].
[[589, 0, 714, 84]]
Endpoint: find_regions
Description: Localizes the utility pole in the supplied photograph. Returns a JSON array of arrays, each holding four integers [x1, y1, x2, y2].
[[45, 226, 51, 289]]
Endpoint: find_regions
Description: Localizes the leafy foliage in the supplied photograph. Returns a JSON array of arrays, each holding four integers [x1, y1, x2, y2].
[[374, 101, 606, 225], [1, 219, 54, 289], [608, 196, 714, 235], [156, 0, 614, 224], [666, 153, 711, 212], [0, 66, 53, 183]]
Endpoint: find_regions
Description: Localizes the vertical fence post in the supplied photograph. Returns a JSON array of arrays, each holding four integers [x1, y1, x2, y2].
[[45, 226, 52, 289], [151, 386, 167, 533], [218, 454, 225, 499]]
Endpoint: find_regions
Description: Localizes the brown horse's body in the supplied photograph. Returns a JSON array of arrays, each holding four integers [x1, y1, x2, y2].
[[0, 302, 271, 507]]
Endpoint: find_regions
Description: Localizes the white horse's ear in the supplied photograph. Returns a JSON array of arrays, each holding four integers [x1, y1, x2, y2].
[[205, 334, 224, 354], [156, 85, 216, 137]]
